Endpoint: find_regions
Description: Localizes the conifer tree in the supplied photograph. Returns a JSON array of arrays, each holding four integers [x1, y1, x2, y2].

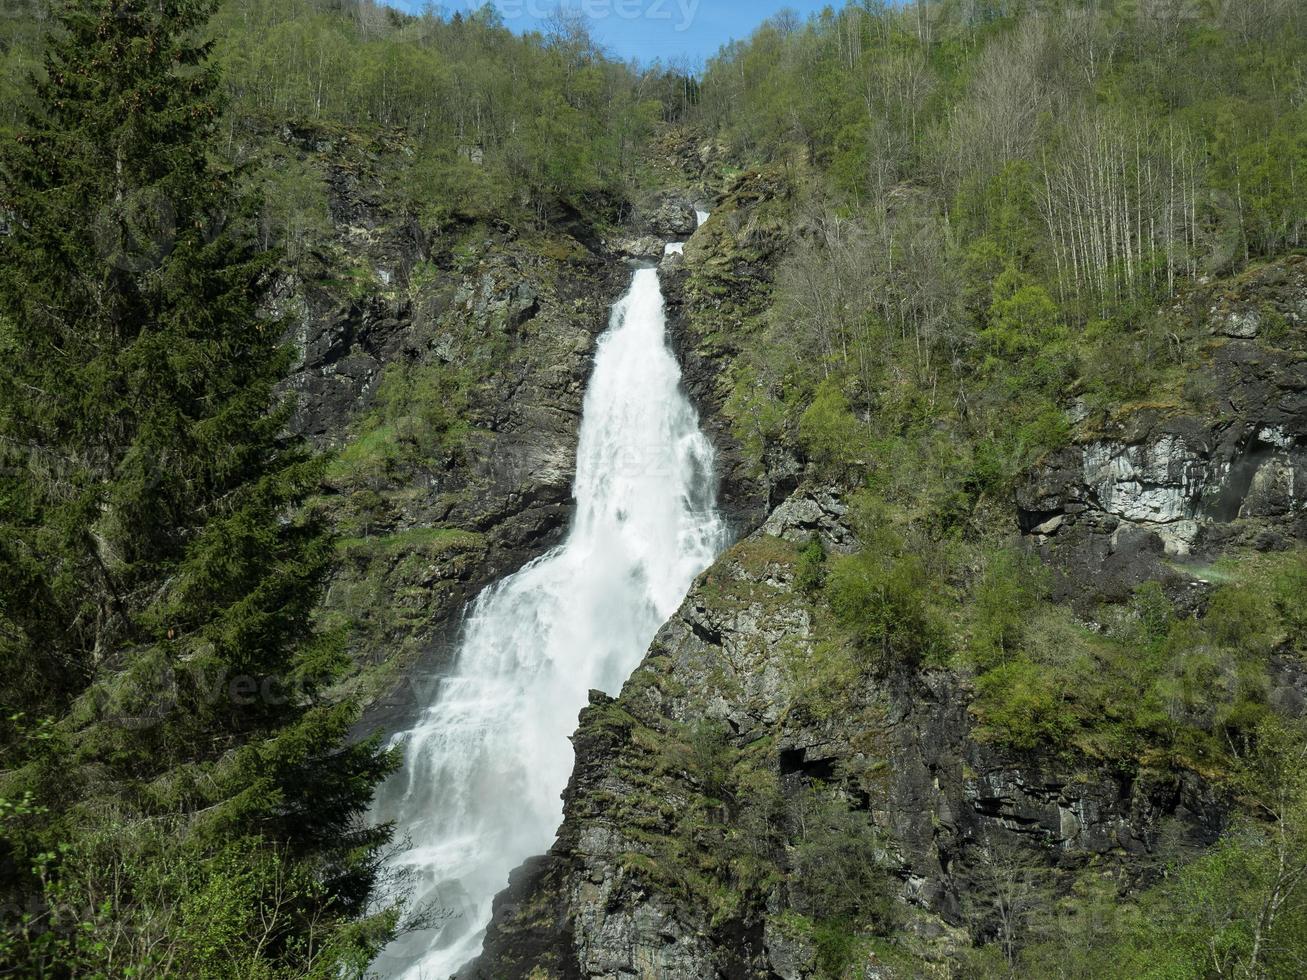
[[0, 1, 397, 973]]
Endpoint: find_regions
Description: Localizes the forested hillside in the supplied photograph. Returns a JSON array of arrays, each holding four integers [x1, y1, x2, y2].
[[693, 0, 1305, 493], [469, 2, 1307, 978], [0, 1, 682, 976], [3, 0, 1307, 978]]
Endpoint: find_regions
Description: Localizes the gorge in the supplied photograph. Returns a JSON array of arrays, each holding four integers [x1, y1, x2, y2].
[[3, 2, 1307, 978], [371, 219, 729, 979]]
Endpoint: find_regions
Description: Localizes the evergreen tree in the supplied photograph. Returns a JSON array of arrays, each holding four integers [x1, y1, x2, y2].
[[0, 1, 397, 974]]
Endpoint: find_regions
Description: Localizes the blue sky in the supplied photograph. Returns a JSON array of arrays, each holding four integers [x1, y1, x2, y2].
[[401, 1, 842, 66]]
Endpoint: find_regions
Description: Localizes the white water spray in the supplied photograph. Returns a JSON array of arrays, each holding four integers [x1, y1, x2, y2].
[[372, 220, 725, 979]]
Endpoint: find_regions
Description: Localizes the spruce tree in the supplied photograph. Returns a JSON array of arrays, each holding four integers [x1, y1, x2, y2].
[[0, 1, 397, 974]]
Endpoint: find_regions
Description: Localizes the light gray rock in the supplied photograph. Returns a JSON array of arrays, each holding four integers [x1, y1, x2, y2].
[[1218, 308, 1261, 338], [761, 486, 856, 551], [764, 917, 817, 980], [1083, 434, 1206, 525]]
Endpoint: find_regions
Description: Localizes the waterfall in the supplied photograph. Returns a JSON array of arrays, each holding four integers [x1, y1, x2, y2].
[[371, 223, 726, 979]]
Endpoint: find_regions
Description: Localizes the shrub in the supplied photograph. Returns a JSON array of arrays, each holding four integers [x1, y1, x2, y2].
[[798, 379, 866, 476], [968, 549, 1050, 670], [790, 787, 895, 952], [825, 549, 947, 672], [1274, 558, 1307, 651], [1204, 584, 1276, 655], [973, 658, 1076, 751], [794, 537, 827, 596]]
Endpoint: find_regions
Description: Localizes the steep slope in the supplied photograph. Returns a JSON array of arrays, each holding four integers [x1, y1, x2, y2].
[[237, 121, 722, 728], [463, 183, 1307, 978]]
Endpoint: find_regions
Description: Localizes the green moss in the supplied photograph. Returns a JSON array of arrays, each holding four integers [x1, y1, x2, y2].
[[522, 234, 587, 263], [585, 701, 640, 735], [337, 526, 484, 559], [771, 911, 878, 980], [731, 533, 799, 572], [966, 551, 1307, 770]]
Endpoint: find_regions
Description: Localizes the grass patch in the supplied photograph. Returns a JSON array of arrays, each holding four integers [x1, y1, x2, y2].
[[336, 526, 484, 559]]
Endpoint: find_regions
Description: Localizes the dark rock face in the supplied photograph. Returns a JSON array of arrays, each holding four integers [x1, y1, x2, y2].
[[659, 169, 803, 537], [331, 241, 632, 733], [283, 291, 408, 441], [1017, 257, 1307, 607], [259, 122, 639, 731], [660, 260, 770, 536], [462, 226, 1307, 977], [463, 490, 1229, 979]]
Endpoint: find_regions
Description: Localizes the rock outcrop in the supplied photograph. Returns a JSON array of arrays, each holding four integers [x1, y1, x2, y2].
[[1018, 257, 1307, 606], [462, 489, 1228, 979], [463, 202, 1307, 979], [660, 167, 802, 534], [324, 230, 631, 728]]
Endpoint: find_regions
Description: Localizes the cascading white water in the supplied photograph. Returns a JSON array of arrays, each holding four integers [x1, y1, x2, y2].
[[371, 220, 726, 980]]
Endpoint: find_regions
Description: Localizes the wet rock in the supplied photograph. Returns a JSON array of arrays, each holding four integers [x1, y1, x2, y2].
[[607, 235, 664, 261]]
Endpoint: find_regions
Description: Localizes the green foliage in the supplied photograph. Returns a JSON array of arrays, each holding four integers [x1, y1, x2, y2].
[[974, 658, 1077, 752], [329, 358, 474, 484], [794, 537, 827, 597], [697, 0, 1307, 539], [982, 267, 1064, 362], [790, 787, 894, 930], [954, 164, 1046, 276], [205, 0, 668, 226], [0, 20, 42, 139], [0, 0, 396, 972], [969, 550, 1050, 669], [256, 150, 333, 264], [725, 362, 793, 475], [1273, 559, 1307, 651], [966, 554, 1305, 767], [798, 379, 866, 476], [772, 910, 882, 980], [823, 508, 949, 673]]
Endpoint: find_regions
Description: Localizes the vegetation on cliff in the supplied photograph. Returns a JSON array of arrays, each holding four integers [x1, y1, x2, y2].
[[2, 0, 1307, 976], [0, 0, 682, 975], [656, 1, 1307, 974], [696, 0, 1305, 501]]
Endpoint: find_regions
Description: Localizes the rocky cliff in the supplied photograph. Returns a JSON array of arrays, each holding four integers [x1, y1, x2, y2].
[[460, 481, 1246, 978], [265, 122, 738, 732], [460, 185, 1307, 977], [1018, 256, 1307, 608], [252, 121, 638, 727]]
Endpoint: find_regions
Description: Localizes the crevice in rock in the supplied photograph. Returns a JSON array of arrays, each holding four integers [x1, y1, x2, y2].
[[778, 747, 837, 782]]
